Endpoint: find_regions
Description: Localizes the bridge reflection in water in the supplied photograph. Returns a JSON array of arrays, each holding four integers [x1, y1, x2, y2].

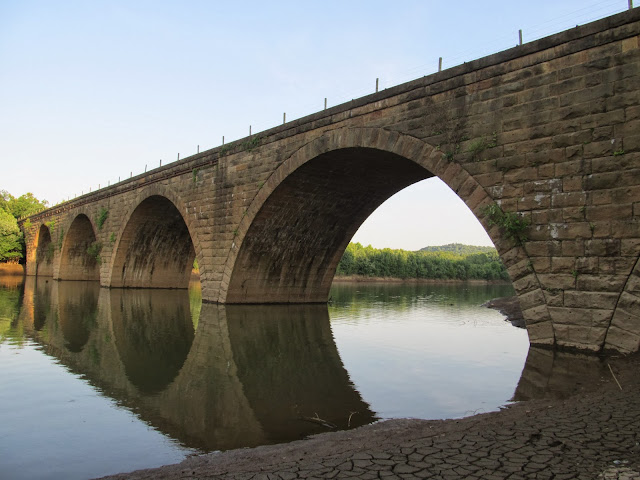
[[9, 276, 616, 455], [18, 277, 376, 451]]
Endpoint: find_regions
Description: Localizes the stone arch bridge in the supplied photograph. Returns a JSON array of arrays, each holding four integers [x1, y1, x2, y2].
[[20, 9, 640, 353]]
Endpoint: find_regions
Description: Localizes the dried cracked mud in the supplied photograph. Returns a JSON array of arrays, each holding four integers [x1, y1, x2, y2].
[[99, 352, 640, 480]]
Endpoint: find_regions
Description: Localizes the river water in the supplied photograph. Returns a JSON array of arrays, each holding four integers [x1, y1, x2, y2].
[[0, 275, 530, 479]]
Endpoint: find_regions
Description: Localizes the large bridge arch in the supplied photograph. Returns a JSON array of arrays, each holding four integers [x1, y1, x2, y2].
[[108, 186, 198, 289], [58, 213, 100, 281], [220, 127, 552, 344]]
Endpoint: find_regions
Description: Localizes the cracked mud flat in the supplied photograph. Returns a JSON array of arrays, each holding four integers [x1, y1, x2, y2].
[[99, 352, 640, 480]]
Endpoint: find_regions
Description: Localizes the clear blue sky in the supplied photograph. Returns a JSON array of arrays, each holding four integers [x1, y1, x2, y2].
[[0, 0, 631, 250]]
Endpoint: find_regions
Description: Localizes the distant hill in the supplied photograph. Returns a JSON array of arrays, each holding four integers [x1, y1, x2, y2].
[[419, 243, 497, 255]]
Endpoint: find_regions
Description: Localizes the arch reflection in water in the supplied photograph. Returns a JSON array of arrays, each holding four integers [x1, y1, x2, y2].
[[513, 347, 610, 401], [18, 279, 375, 452], [111, 289, 195, 394], [225, 305, 376, 442], [33, 278, 53, 332], [58, 281, 100, 353]]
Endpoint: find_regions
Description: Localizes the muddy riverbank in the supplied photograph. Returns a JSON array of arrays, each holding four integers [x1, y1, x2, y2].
[[99, 351, 640, 480]]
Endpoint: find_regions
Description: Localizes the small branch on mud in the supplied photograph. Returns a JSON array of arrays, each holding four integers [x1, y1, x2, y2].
[[348, 411, 358, 427], [301, 413, 337, 430], [608, 363, 623, 391]]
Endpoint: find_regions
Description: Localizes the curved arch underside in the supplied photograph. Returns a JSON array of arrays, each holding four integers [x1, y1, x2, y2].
[[35, 225, 53, 277], [111, 195, 195, 289], [59, 214, 99, 281], [226, 147, 433, 303]]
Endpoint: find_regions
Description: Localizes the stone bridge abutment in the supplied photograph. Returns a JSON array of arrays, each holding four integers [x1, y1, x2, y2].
[[19, 9, 640, 354]]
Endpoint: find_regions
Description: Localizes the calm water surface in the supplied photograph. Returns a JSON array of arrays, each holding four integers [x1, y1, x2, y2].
[[0, 275, 529, 479]]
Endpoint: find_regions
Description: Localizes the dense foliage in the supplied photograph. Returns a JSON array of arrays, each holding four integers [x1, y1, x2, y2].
[[419, 243, 496, 255], [336, 242, 509, 281], [0, 190, 48, 262]]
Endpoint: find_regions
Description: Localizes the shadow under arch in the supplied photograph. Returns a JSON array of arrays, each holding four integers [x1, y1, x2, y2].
[[35, 224, 53, 277], [223, 128, 537, 297], [58, 214, 99, 281], [109, 192, 196, 289]]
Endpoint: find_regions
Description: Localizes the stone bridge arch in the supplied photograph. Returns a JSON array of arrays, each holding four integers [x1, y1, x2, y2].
[[34, 223, 54, 277], [108, 185, 199, 289], [220, 127, 552, 344], [58, 213, 100, 281]]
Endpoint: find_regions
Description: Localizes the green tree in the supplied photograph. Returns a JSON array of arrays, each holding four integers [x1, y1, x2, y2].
[[0, 190, 48, 218], [0, 208, 22, 262], [0, 190, 48, 262], [336, 242, 509, 281]]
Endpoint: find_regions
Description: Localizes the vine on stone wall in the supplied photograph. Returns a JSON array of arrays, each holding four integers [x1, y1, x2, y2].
[[87, 241, 103, 264], [96, 208, 108, 230], [482, 203, 530, 245]]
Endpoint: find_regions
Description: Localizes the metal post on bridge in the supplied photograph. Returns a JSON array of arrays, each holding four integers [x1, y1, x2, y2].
[[519, 29, 523, 45], [630, 0, 634, 10], [324, 98, 327, 110], [376, 78, 379, 93], [438, 57, 442, 72], [283, 112, 286, 124]]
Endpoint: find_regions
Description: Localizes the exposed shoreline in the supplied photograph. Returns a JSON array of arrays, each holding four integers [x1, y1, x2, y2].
[[98, 352, 640, 479], [0, 263, 24, 275], [332, 274, 511, 285]]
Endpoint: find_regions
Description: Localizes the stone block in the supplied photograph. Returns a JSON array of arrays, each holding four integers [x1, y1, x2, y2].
[[555, 158, 590, 176], [621, 238, 640, 256], [518, 288, 546, 311], [554, 324, 607, 351], [626, 269, 640, 295], [563, 290, 619, 309], [549, 305, 613, 328], [531, 256, 551, 273], [576, 274, 628, 292], [617, 291, 640, 312], [526, 240, 562, 257], [584, 239, 621, 257], [551, 256, 576, 273], [599, 256, 637, 274], [608, 305, 640, 334], [538, 273, 576, 290], [551, 192, 587, 208], [523, 304, 552, 325], [543, 288, 564, 307], [604, 325, 640, 353], [526, 320, 555, 345], [561, 175, 584, 192], [507, 259, 533, 282], [512, 273, 539, 294], [518, 194, 550, 210], [575, 256, 599, 274]]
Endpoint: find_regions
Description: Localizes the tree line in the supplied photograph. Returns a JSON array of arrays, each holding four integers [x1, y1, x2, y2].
[[0, 191, 48, 262], [336, 242, 509, 281]]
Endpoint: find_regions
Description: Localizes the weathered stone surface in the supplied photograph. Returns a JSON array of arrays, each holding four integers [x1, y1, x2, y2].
[[18, 8, 640, 353]]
